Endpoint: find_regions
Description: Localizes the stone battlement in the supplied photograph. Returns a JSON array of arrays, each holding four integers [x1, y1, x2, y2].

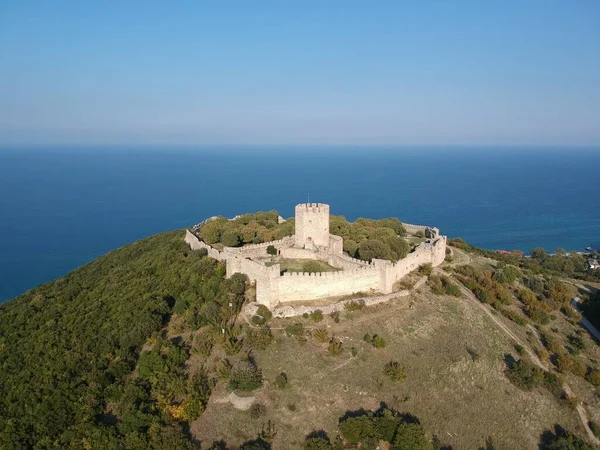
[[295, 203, 330, 213]]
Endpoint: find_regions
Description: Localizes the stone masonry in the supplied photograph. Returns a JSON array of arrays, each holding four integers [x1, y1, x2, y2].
[[185, 203, 447, 309]]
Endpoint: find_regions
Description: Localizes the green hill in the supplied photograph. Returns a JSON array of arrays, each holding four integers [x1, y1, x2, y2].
[[0, 230, 241, 449], [1, 227, 599, 450]]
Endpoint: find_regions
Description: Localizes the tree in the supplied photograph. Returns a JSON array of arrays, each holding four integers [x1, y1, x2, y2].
[[221, 229, 242, 247], [266, 245, 277, 256], [531, 247, 547, 260], [358, 239, 391, 262], [393, 423, 432, 450]]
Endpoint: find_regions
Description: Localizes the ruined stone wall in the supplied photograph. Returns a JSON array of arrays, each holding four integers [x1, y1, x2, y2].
[[184, 230, 227, 261], [402, 223, 428, 235], [278, 266, 381, 303], [327, 253, 370, 270], [229, 236, 295, 258], [388, 236, 447, 286]]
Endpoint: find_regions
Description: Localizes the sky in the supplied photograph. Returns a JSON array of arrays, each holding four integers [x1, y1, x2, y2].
[[1, 1, 599, 146]]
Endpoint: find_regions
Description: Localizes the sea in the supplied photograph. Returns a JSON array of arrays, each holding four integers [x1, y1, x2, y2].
[[1, 146, 599, 303]]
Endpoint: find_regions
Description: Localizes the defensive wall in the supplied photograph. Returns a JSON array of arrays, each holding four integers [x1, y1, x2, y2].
[[185, 228, 446, 309]]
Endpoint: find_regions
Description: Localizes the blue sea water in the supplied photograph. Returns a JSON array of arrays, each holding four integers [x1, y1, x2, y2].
[[1, 147, 599, 303]]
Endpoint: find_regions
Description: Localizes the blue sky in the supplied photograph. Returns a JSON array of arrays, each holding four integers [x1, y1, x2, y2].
[[1, 1, 599, 146]]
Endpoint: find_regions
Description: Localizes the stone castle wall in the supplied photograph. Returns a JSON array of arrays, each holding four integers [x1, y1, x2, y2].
[[185, 206, 447, 309], [278, 266, 381, 303], [402, 222, 428, 235]]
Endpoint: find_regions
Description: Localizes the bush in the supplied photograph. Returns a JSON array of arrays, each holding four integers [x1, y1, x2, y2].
[[304, 436, 333, 450], [266, 245, 277, 256], [328, 338, 343, 356], [313, 328, 329, 343], [310, 310, 324, 322], [192, 332, 215, 357], [275, 372, 288, 389], [339, 415, 375, 445], [246, 327, 273, 350], [589, 421, 600, 439], [585, 368, 600, 386], [505, 358, 544, 390], [555, 353, 587, 377], [393, 423, 431, 450], [344, 300, 365, 312], [330, 311, 341, 323], [229, 357, 262, 391], [383, 361, 407, 382], [285, 322, 304, 337], [372, 335, 386, 348], [249, 402, 267, 419], [419, 263, 433, 277], [364, 333, 386, 348], [568, 333, 585, 354]]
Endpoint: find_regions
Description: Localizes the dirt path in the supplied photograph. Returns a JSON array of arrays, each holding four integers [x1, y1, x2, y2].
[[443, 269, 600, 446]]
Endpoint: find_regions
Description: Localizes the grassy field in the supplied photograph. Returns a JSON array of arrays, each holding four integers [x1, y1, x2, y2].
[[264, 258, 340, 274], [190, 279, 588, 449]]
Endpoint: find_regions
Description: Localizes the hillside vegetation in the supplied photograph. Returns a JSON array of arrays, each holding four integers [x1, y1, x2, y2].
[[0, 231, 241, 449]]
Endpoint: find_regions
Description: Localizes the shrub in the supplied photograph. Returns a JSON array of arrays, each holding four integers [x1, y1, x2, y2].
[[419, 263, 433, 277], [310, 309, 324, 322], [344, 300, 365, 312], [251, 315, 266, 326], [304, 436, 333, 450], [568, 333, 585, 354], [514, 344, 524, 355], [393, 423, 431, 450], [229, 357, 262, 391], [338, 415, 375, 445], [246, 327, 273, 350], [328, 338, 343, 356], [216, 359, 232, 380], [505, 358, 544, 390], [192, 332, 215, 357], [275, 372, 288, 389], [330, 311, 341, 323], [589, 421, 600, 439], [383, 361, 407, 382], [266, 245, 277, 256], [303, 261, 323, 273], [313, 328, 329, 343], [285, 322, 304, 337], [585, 368, 600, 386], [555, 353, 587, 377], [256, 305, 272, 321], [364, 333, 386, 348], [249, 402, 267, 419]]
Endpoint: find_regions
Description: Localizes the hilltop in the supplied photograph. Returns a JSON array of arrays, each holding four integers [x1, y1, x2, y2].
[[1, 214, 600, 449]]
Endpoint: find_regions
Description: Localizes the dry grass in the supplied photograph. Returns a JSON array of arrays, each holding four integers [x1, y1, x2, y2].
[[191, 285, 587, 449]]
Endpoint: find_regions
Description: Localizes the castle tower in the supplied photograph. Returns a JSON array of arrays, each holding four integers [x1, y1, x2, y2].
[[294, 203, 330, 249]]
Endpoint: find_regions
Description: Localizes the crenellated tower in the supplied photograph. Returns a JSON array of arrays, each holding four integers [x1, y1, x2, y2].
[[294, 203, 330, 249]]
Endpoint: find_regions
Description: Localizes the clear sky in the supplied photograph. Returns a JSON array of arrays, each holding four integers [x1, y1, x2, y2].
[[1, 1, 599, 146]]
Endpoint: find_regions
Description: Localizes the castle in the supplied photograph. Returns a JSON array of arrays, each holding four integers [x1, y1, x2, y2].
[[185, 203, 447, 309]]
